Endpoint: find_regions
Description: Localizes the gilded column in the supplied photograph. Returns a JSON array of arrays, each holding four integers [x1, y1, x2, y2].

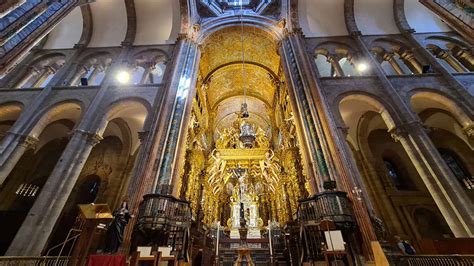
[[6, 129, 102, 256]]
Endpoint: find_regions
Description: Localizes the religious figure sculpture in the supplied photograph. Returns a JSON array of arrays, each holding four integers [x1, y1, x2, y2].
[[259, 150, 280, 189], [207, 149, 226, 188], [255, 127, 269, 148], [104, 200, 131, 253]]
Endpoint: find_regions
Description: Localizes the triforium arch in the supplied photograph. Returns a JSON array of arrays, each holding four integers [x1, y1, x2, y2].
[[0, 100, 83, 255]]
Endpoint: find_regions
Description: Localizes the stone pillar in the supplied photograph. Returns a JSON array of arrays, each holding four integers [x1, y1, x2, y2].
[[68, 64, 89, 86], [383, 53, 405, 75], [6, 129, 102, 256], [399, 50, 423, 74], [451, 47, 474, 71], [14, 66, 41, 88], [389, 123, 474, 237], [282, 30, 379, 260], [119, 37, 201, 253], [280, 33, 333, 193], [151, 37, 201, 194], [327, 55, 345, 77], [432, 48, 468, 73], [0, 133, 38, 185]]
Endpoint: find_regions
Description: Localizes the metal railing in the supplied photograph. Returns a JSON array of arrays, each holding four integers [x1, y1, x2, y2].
[[389, 255, 474, 265], [0, 256, 69, 266]]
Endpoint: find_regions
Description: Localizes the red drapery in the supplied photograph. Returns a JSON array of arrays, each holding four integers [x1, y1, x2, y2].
[[87, 255, 126, 266]]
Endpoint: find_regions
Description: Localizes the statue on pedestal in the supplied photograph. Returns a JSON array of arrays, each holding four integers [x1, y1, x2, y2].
[[104, 200, 131, 253]]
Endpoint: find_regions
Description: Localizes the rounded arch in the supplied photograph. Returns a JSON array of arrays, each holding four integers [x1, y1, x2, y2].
[[131, 48, 169, 64], [0, 101, 23, 121], [410, 91, 473, 128], [28, 101, 83, 139], [95, 98, 150, 155], [338, 93, 398, 131], [196, 15, 285, 44], [0, 101, 23, 141], [29, 52, 67, 67], [425, 35, 470, 49]]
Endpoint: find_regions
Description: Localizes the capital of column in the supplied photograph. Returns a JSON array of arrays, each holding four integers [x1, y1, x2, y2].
[[463, 124, 474, 138], [389, 121, 431, 142], [138, 130, 149, 142], [18, 135, 39, 150], [337, 125, 349, 137], [73, 129, 103, 146], [388, 127, 408, 143], [383, 52, 395, 61]]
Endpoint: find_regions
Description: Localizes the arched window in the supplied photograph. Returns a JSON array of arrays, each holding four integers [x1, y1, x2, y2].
[[15, 55, 65, 88], [383, 159, 416, 190], [71, 53, 113, 86], [427, 44, 468, 73], [131, 66, 146, 85], [438, 148, 473, 190], [149, 61, 166, 84], [131, 50, 168, 85], [314, 54, 332, 77], [338, 57, 356, 76]]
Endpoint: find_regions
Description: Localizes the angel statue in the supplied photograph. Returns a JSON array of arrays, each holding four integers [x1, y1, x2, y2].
[[207, 149, 227, 187], [259, 150, 281, 185], [255, 127, 269, 149]]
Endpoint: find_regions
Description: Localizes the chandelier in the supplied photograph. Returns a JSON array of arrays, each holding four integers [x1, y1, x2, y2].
[[237, 1, 256, 148]]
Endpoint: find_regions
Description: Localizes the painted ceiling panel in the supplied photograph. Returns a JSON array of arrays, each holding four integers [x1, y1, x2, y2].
[[354, 0, 400, 35], [299, 0, 348, 37]]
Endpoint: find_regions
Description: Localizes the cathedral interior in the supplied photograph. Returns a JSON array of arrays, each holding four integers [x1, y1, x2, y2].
[[0, 0, 473, 265]]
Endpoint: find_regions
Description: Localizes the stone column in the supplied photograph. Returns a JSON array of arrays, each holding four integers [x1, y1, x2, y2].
[[0, 133, 38, 185], [282, 30, 378, 260], [451, 47, 474, 71], [6, 129, 102, 256], [383, 53, 405, 75], [119, 37, 201, 253], [327, 55, 345, 77], [399, 51, 423, 74], [151, 37, 201, 194], [280, 33, 333, 193], [68, 64, 89, 86], [389, 123, 474, 237], [14, 66, 41, 88], [431, 47, 468, 73]]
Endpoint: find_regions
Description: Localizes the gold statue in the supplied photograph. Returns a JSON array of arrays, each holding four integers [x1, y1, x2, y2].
[[259, 150, 280, 188]]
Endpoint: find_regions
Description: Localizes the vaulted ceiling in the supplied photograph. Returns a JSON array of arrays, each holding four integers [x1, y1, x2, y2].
[[42, 0, 449, 49], [200, 26, 279, 131]]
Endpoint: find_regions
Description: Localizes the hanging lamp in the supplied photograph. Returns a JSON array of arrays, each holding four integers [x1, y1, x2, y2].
[[237, 1, 256, 148]]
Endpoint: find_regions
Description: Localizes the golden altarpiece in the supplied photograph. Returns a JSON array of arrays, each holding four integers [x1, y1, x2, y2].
[[177, 70, 309, 236]]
